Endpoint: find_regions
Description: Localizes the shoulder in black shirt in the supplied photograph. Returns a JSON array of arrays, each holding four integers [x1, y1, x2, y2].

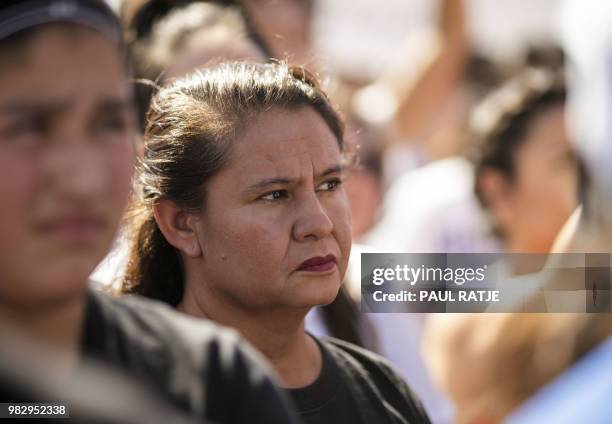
[[289, 336, 431, 424], [82, 289, 299, 424], [0, 336, 200, 424]]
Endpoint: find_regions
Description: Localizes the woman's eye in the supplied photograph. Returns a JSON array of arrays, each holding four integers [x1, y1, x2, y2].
[[317, 179, 342, 192], [260, 190, 288, 201], [92, 115, 128, 137], [3, 118, 47, 141]]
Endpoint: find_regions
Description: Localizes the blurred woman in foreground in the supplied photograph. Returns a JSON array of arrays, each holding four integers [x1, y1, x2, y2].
[[0, 1, 297, 423]]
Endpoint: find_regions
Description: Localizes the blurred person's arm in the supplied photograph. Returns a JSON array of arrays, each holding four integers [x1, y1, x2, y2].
[[423, 313, 612, 424], [353, 0, 468, 149], [550, 206, 582, 253], [392, 0, 468, 143]]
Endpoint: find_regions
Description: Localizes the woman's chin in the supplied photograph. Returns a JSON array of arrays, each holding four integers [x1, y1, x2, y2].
[[2, 274, 88, 311], [288, 278, 342, 309]]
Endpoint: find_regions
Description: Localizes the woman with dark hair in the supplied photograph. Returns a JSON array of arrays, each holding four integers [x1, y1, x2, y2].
[[122, 61, 430, 424], [0, 2, 298, 423], [102, 0, 372, 354], [471, 66, 581, 254]]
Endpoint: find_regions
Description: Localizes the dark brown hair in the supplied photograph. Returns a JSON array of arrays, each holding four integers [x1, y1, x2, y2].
[[470, 67, 567, 186], [122, 61, 345, 306], [122, 0, 272, 129], [0, 0, 126, 74]]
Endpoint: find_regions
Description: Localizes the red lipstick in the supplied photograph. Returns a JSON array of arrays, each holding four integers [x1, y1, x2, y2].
[[297, 254, 336, 272], [36, 214, 106, 245]]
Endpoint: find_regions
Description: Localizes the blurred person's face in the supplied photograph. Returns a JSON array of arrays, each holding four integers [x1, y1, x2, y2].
[[184, 107, 351, 311], [343, 121, 383, 240], [165, 29, 265, 81], [481, 105, 578, 253], [239, 0, 311, 62], [0, 26, 136, 309], [345, 169, 382, 240]]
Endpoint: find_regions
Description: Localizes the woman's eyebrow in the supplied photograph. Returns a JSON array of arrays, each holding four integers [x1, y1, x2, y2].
[[242, 164, 346, 196], [319, 164, 346, 178], [0, 100, 69, 116], [0, 96, 133, 117], [242, 177, 293, 197]]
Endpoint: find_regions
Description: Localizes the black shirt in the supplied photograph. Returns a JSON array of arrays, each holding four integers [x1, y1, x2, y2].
[[289, 337, 431, 424], [82, 289, 299, 424], [0, 338, 200, 424]]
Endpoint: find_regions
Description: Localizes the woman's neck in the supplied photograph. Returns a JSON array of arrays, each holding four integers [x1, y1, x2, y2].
[[179, 285, 322, 388]]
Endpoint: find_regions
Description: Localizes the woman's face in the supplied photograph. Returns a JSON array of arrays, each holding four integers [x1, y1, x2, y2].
[[492, 105, 579, 253], [239, 0, 311, 63], [165, 30, 265, 81], [0, 27, 136, 308], [191, 107, 351, 311]]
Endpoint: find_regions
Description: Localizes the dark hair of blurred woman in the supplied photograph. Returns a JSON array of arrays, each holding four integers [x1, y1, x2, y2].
[[0, 3, 298, 423], [470, 66, 583, 253]]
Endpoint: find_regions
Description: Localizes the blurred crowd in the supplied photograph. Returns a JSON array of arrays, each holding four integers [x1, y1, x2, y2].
[[1, 0, 611, 423]]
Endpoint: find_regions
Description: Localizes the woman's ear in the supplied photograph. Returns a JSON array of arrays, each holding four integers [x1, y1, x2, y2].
[[153, 199, 202, 258], [478, 168, 514, 232]]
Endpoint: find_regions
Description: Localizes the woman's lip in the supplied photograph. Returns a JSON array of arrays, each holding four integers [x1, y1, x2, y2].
[[297, 254, 337, 272], [36, 216, 106, 244]]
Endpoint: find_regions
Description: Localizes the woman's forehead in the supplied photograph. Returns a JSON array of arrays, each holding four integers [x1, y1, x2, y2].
[[0, 24, 120, 75], [521, 105, 567, 151], [0, 27, 125, 98], [217, 108, 343, 182], [231, 108, 341, 158]]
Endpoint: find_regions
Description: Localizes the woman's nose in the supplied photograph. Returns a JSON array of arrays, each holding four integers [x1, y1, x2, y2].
[[292, 192, 334, 241], [44, 137, 108, 200]]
